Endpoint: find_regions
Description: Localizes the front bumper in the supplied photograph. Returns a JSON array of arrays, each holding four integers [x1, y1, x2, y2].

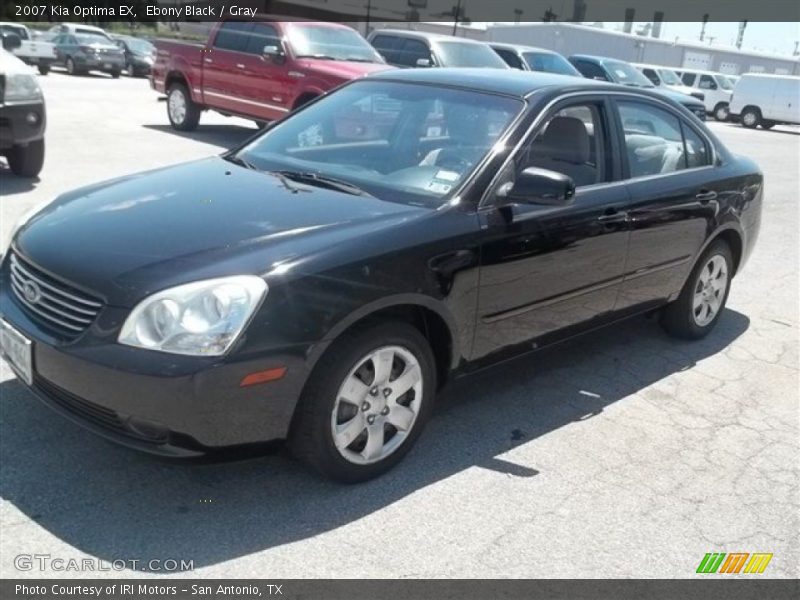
[[75, 55, 125, 71], [0, 101, 46, 150], [0, 260, 315, 455]]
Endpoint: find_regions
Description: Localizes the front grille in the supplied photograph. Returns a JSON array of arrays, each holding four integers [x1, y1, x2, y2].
[[33, 375, 166, 443], [9, 253, 103, 336]]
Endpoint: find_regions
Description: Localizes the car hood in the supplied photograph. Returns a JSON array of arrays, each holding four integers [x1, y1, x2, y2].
[[14, 157, 425, 307], [299, 58, 394, 81], [653, 87, 704, 107]]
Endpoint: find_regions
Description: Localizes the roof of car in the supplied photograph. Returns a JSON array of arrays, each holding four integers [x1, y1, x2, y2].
[[368, 67, 610, 97], [369, 29, 488, 45], [489, 42, 558, 55]]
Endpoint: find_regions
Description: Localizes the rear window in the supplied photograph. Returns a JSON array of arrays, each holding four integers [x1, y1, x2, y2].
[[523, 52, 580, 76]]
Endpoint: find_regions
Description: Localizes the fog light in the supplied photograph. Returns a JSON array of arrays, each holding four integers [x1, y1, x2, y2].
[[25, 111, 39, 125]]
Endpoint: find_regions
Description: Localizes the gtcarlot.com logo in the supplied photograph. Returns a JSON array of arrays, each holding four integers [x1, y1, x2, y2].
[[14, 554, 194, 572], [696, 552, 773, 574]]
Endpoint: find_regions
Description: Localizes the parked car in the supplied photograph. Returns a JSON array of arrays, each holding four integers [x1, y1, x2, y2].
[[729, 73, 800, 129], [152, 20, 391, 131], [569, 55, 708, 120], [489, 43, 580, 76], [673, 69, 735, 121], [0, 39, 46, 177], [51, 32, 125, 77], [0, 69, 762, 482], [631, 63, 703, 101], [0, 22, 56, 75], [368, 29, 508, 69], [45, 23, 112, 42], [111, 34, 155, 77]]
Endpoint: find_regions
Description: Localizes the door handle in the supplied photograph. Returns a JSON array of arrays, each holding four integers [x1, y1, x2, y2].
[[696, 190, 718, 203], [236, 63, 245, 69], [204, 58, 213, 64], [597, 208, 628, 224]]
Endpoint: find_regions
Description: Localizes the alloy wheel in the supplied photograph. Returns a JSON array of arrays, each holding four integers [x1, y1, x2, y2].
[[168, 89, 187, 125], [692, 254, 728, 327], [331, 345, 423, 465]]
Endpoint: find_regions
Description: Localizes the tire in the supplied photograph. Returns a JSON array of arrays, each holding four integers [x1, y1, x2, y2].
[[6, 139, 45, 178], [111, 69, 121, 79], [65, 57, 81, 76], [761, 120, 775, 130], [166, 82, 201, 131], [713, 103, 729, 122], [37, 64, 50, 75], [661, 240, 733, 340], [290, 321, 437, 483], [740, 106, 760, 129]]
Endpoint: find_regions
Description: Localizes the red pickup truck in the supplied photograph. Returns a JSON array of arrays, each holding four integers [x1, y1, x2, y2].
[[151, 20, 392, 130]]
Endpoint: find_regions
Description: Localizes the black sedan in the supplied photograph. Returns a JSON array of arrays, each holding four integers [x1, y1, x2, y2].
[[0, 69, 762, 482], [111, 34, 155, 77]]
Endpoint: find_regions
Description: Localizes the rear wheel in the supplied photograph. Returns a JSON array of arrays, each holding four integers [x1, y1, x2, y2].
[[65, 57, 79, 76], [290, 321, 436, 483], [110, 69, 121, 79], [37, 64, 50, 75], [713, 103, 729, 122], [167, 82, 201, 131], [740, 107, 761, 129], [6, 139, 45, 178], [661, 240, 732, 340]]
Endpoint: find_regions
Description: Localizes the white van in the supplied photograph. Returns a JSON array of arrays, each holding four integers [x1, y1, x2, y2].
[[729, 74, 800, 129], [676, 69, 735, 121], [632, 63, 704, 100]]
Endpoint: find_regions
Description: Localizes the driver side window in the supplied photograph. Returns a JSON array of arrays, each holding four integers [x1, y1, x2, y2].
[[516, 102, 608, 188]]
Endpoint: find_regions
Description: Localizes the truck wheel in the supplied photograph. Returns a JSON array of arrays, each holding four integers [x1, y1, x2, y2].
[[660, 239, 732, 340], [740, 107, 760, 129], [167, 83, 200, 131], [290, 321, 436, 483], [37, 64, 50, 76], [713, 103, 729, 122], [6, 139, 45, 178]]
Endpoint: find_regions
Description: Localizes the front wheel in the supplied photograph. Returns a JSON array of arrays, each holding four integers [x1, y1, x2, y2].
[[661, 240, 733, 340], [37, 64, 50, 75], [740, 107, 760, 129], [65, 57, 79, 76], [6, 139, 45, 178], [290, 322, 436, 483], [167, 83, 201, 131], [713, 103, 729, 122]]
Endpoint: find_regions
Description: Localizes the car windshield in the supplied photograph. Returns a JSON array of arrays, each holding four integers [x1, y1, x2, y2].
[[288, 24, 382, 63], [435, 41, 508, 68], [658, 68, 682, 85], [76, 34, 111, 46], [523, 52, 579, 76], [235, 80, 522, 207], [605, 60, 654, 87], [717, 75, 734, 90], [124, 38, 153, 54]]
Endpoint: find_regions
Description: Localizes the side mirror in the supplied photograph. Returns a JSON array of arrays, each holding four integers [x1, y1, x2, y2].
[[262, 44, 285, 64], [2, 32, 22, 51], [498, 167, 576, 206], [416, 58, 432, 67]]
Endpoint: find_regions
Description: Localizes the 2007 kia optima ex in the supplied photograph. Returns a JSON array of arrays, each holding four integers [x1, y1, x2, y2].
[[0, 69, 762, 482]]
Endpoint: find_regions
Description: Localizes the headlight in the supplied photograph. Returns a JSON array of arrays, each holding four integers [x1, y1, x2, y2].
[[4, 73, 42, 103], [119, 276, 267, 356]]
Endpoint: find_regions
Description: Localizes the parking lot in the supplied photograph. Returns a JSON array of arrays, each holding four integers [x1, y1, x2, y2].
[[0, 72, 798, 578]]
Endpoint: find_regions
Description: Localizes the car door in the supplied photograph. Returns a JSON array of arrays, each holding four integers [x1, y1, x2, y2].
[[473, 96, 631, 359], [237, 21, 294, 120], [613, 96, 716, 312], [202, 21, 253, 114]]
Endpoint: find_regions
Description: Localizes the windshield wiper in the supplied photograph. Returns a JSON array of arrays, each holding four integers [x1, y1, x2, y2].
[[274, 170, 371, 197], [224, 154, 259, 170]]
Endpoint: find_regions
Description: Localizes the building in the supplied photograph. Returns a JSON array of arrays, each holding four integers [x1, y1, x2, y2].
[[486, 23, 800, 76]]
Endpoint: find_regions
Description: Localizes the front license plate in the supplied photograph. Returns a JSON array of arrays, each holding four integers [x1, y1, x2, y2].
[[0, 319, 33, 385]]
